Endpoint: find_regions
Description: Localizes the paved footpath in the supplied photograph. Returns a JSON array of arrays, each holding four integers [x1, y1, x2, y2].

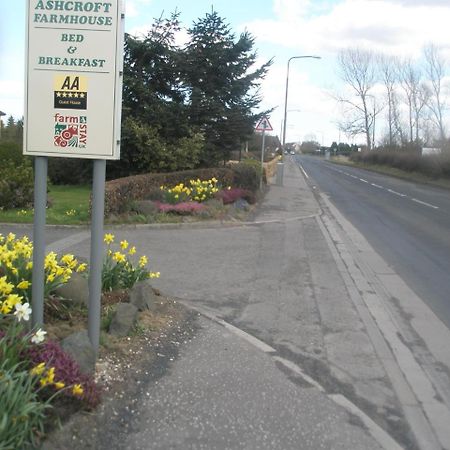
[[3, 157, 450, 449]]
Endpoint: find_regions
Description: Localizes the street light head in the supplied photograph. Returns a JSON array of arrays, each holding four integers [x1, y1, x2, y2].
[[282, 55, 321, 147]]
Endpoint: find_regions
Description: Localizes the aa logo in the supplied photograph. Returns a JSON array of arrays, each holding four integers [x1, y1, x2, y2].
[[54, 75, 88, 110], [54, 114, 87, 149]]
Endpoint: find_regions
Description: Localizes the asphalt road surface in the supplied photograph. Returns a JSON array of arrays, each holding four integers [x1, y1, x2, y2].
[[296, 155, 450, 330]]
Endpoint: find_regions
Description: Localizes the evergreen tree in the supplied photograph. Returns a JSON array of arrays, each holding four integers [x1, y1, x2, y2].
[[183, 11, 272, 166], [110, 12, 201, 178]]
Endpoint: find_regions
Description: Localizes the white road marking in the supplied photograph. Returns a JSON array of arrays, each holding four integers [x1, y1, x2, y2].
[[299, 164, 309, 179], [387, 189, 407, 197], [314, 162, 442, 212], [411, 198, 439, 209]]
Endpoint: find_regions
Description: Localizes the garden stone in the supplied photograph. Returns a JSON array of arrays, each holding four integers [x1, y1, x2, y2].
[[61, 330, 96, 375], [133, 200, 158, 216], [129, 281, 157, 311], [233, 198, 250, 211], [54, 272, 88, 306], [109, 303, 138, 337]]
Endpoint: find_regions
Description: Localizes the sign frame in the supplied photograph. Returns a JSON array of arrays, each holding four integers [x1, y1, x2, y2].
[[255, 116, 273, 132], [24, 0, 124, 160]]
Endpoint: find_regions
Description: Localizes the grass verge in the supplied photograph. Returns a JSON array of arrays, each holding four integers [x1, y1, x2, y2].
[[0, 185, 91, 225]]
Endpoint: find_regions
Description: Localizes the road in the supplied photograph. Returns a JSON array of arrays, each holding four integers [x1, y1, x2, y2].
[[296, 155, 450, 330]]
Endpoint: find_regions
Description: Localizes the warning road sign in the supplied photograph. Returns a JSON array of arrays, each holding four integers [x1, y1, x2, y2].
[[255, 116, 273, 132]]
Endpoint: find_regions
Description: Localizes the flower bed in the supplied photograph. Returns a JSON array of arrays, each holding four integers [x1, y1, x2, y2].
[[0, 232, 160, 448]]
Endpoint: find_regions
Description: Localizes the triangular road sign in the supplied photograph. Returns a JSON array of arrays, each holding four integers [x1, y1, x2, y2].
[[255, 116, 273, 132]]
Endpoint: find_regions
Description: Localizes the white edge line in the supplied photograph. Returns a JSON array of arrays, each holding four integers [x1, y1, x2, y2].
[[329, 394, 404, 450], [411, 198, 439, 209], [299, 164, 309, 179]]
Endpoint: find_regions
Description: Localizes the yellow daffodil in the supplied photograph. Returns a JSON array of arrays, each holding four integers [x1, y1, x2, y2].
[[113, 252, 126, 263], [17, 280, 30, 290], [104, 233, 114, 244], [54, 381, 65, 390], [120, 240, 129, 250], [76, 263, 87, 273], [128, 246, 136, 255], [139, 255, 148, 267], [72, 384, 84, 396], [30, 362, 46, 376]]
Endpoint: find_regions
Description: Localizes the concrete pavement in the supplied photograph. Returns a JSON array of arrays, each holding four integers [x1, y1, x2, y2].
[[3, 157, 449, 449]]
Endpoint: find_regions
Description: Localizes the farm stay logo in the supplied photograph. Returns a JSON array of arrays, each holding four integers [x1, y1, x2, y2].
[[54, 113, 87, 149]]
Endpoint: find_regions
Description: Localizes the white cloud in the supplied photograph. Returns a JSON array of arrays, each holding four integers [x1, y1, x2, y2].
[[246, 0, 450, 144], [126, 0, 153, 19], [246, 0, 450, 58]]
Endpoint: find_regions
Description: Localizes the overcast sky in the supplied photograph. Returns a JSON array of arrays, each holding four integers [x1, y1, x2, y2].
[[1, 0, 450, 145]]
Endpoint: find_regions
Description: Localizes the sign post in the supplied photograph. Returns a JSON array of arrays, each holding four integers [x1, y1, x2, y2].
[[25, 0, 124, 351], [255, 116, 273, 190]]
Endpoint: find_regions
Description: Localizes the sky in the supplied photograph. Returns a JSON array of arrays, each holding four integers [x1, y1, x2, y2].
[[2, 0, 450, 146]]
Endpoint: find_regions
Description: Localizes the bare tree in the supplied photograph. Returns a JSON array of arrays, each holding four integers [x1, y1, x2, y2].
[[398, 59, 429, 144], [337, 47, 378, 149], [423, 44, 447, 142], [378, 54, 400, 146]]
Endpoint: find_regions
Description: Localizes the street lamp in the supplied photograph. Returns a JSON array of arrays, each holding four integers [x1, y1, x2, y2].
[[282, 56, 321, 151]]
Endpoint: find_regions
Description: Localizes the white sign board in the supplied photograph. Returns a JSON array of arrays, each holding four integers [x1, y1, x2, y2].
[[24, 0, 124, 159]]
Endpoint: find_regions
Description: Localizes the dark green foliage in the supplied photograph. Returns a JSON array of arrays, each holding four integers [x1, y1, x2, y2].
[[230, 160, 262, 192], [111, 13, 202, 179], [48, 157, 93, 185], [0, 141, 23, 163], [0, 159, 34, 209], [0, 115, 23, 145], [108, 117, 204, 179], [104, 168, 235, 215], [183, 11, 272, 166]]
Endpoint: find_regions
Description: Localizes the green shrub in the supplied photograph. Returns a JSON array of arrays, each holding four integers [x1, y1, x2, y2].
[[0, 159, 34, 209], [48, 158, 93, 185], [230, 160, 263, 192], [0, 141, 23, 164]]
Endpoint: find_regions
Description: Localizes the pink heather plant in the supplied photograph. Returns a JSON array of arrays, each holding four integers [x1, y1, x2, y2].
[[216, 188, 252, 205]]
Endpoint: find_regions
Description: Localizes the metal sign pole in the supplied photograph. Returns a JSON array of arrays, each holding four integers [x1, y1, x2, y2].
[[260, 127, 266, 190], [31, 156, 48, 327], [88, 159, 106, 353]]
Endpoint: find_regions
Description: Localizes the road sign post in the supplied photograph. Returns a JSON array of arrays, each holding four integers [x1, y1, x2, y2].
[[24, 0, 125, 352], [255, 117, 273, 190]]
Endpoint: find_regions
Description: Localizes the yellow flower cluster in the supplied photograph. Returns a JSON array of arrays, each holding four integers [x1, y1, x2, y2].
[[160, 177, 220, 203], [0, 233, 86, 312], [102, 234, 160, 291], [30, 362, 84, 395]]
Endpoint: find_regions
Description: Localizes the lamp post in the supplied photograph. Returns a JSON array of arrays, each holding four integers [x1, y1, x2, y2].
[[282, 56, 321, 152]]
